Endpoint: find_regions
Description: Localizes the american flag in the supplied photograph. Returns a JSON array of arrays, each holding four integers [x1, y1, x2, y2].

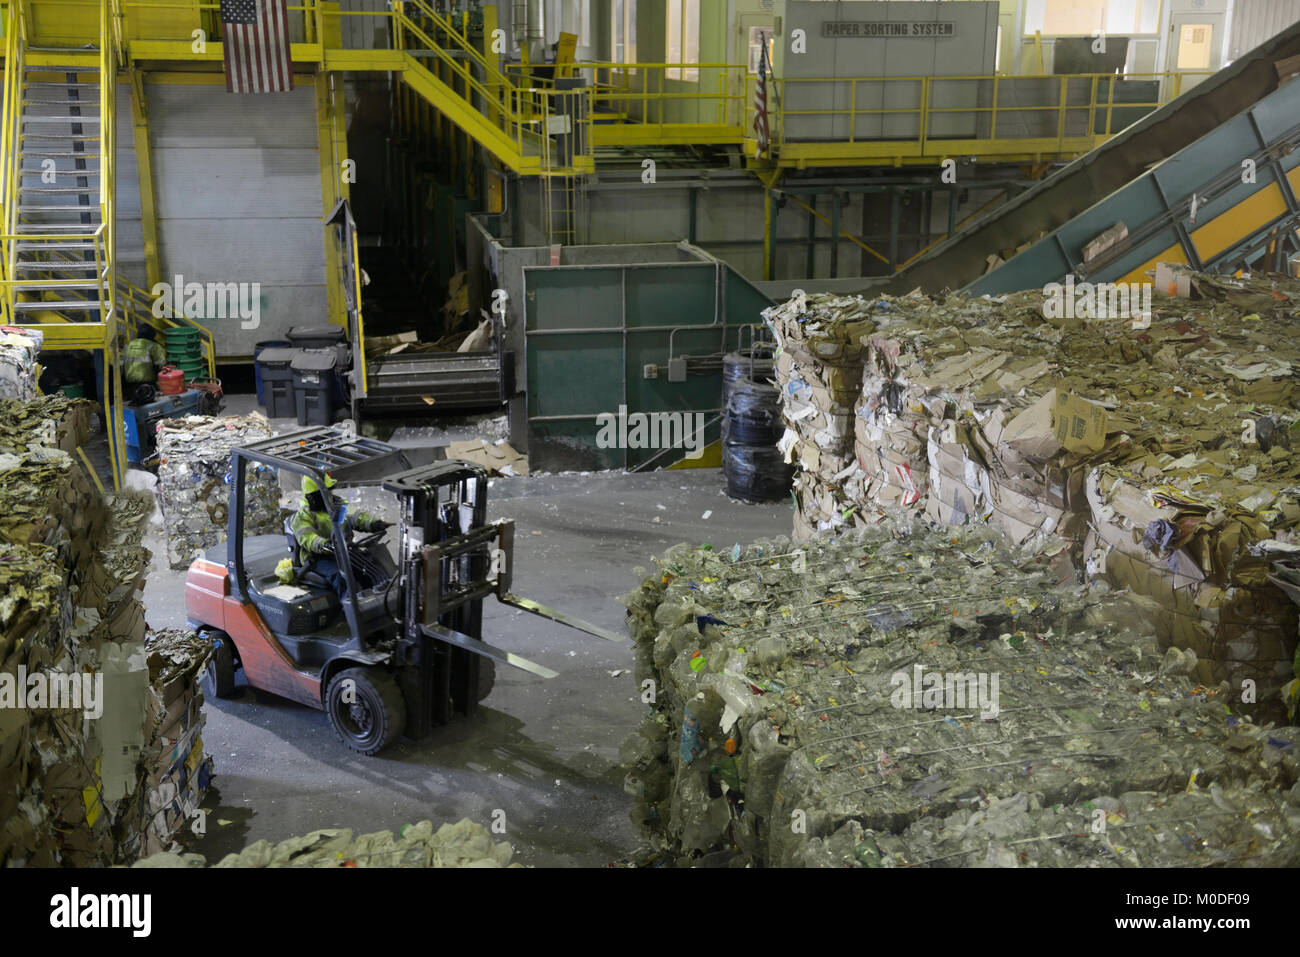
[[221, 0, 294, 94], [753, 33, 771, 160]]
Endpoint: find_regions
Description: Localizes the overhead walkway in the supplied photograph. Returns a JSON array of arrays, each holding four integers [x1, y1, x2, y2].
[[883, 20, 1300, 294], [514, 61, 1208, 169]]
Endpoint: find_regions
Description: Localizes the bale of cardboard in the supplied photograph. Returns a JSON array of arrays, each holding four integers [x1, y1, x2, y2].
[[0, 396, 213, 865]]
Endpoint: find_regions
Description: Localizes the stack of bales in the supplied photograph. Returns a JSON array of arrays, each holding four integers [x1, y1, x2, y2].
[[765, 272, 1300, 716], [157, 412, 283, 569], [0, 395, 213, 865], [763, 292, 875, 537], [620, 520, 1300, 867]]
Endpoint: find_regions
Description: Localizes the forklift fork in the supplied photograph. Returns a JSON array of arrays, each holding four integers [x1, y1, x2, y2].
[[386, 461, 624, 740]]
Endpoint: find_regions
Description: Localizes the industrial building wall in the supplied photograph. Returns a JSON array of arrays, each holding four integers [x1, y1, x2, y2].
[[1229, 0, 1300, 60], [337, 0, 391, 49], [114, 81, 328, 357]]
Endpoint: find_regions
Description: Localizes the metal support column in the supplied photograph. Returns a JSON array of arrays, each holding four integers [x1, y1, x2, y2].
[[806, 197, 817, 278], [128, 69, 162, 291], [830, 190, 841, 278], [317, 71, 350, 327], [764, 188, 777, 281], [888, 189, 901, 271]]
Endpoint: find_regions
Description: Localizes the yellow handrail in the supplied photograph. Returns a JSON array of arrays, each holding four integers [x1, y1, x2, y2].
[[763, 70, 1217, 148], [392, 2, 591, 174], [116, 275, 218, 379], [0, 0, 26, 323]]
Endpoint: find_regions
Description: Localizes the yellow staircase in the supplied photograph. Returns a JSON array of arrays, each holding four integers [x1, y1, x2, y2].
[[392, 0, 592, 179], [11, 59, 109, 321], [0, 0, 127, 487]]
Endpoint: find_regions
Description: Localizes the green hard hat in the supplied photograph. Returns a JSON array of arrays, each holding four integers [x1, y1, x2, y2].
[[302, 473, 338, 495]]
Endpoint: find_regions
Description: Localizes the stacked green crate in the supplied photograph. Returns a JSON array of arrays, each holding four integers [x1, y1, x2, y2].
[[163, 327, 205, 381]]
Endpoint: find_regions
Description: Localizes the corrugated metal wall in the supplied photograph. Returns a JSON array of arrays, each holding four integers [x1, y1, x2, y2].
[[1230, 0, 1300, 60], [339, 0, 390, 50], [114, 82, 327, 357]]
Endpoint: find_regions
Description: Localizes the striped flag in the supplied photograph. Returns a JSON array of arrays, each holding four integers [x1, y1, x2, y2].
[[753, 33, 771, 159], [221, 0, 294, 94]]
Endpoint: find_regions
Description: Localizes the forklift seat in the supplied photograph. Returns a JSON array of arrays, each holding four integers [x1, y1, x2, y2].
[[238, 531, 342, 636], [284, 518, 330, 590]]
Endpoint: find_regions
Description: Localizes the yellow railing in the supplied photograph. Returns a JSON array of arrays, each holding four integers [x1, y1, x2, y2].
[[759, 70, 1216, 151], [115, 0, 310, 43], [101, 0, 117, 327], [508, 61, 748, 131], [0, 0, 26, 315], [0, 0, 127, 487], [116, 276, 218, 379], [393, 0, 591, 174], [1, 2, 121, 327], [399, 0, 511, 91], [500, 61, 1215, 158]]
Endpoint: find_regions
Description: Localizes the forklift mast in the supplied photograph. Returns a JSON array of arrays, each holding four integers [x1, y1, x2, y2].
[[386, 461, 496, 735]]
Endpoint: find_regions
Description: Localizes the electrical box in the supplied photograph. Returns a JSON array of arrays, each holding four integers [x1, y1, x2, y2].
[[667, 357, 687, 383], [643, 364, 659, 379]]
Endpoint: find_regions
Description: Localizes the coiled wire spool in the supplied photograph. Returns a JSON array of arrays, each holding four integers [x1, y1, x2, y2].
[[725, 375, 783, 445], [722, 440, 794, 503], [722, 343, 785, 499], [722, 349, 774, 392]]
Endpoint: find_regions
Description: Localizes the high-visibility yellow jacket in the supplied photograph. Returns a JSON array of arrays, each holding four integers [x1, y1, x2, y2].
[[123, 338, 166, 385], [290, 498, 379, 564]]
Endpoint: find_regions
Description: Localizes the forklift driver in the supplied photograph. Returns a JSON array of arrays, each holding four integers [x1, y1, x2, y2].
[[292, 473, 392, 597]]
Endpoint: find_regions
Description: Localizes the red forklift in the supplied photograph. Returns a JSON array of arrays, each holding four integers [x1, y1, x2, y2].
[[184, 426, 622, 754]]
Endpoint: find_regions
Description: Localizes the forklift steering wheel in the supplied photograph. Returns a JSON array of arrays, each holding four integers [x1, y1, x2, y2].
[[354, 529, 387, 549]]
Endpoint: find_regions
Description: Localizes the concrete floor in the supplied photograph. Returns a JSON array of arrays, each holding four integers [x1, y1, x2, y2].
[[134, 394, 793, 866]]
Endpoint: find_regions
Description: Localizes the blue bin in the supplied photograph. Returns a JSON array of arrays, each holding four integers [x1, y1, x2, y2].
[[253, 339, 291, 404]]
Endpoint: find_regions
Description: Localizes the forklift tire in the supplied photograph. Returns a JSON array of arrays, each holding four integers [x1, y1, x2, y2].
[[477, 657, 496, 703], [325, 668, 406, 756], [203, 632, 237, 699]]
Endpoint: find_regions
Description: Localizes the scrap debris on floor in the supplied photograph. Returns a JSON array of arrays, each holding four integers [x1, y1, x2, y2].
[[133, 818, 521, 868], [620, 517, 1300, 867], [766, 268, 1300, 717], [0, 395, 213, 865]]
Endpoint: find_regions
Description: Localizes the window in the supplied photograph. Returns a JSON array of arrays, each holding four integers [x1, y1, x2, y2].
[[1024, 0, 1161, 36], [666, 0, 699, 82], [560, 0, 590, 45], [1176, 23, 1213, 70], [612, 0, 637, 66]]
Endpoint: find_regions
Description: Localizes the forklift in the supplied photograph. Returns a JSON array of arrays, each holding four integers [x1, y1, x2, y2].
[[184, 426, 623, 754]]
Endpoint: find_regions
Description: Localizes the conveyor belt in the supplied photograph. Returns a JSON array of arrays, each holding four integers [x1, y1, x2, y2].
[[881, 20, 1300, 294], [967, 78, 1300, 295]]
